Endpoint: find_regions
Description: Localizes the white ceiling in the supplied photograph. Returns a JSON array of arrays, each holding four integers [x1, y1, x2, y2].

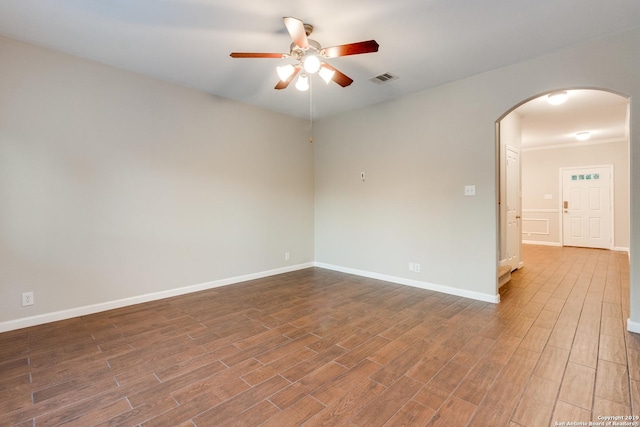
[[516, 90, 629, 150], [1, 0, 639, 124], [0, 0, 640, 158]]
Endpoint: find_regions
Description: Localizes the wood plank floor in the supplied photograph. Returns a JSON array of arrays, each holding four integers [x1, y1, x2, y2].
[[1, 245, 637, 426]]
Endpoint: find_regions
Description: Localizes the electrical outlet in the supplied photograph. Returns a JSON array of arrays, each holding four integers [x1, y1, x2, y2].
[[285, 252, 290, 261], [22, 291, 34, 307], [414, 263, 421, 273], [409, 262, 414, 272]]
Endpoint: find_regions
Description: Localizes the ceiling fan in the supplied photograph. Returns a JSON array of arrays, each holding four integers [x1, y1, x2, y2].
[[230, 17, 379, 91]]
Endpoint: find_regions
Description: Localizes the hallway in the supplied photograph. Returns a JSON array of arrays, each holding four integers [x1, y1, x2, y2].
[[499, 244, 637, 424]]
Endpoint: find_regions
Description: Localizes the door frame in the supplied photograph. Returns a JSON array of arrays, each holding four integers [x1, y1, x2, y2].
[[506, 144, 523, 271]]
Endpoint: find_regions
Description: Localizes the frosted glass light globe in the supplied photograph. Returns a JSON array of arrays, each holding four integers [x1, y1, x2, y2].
[[303, 55, 321, 74]]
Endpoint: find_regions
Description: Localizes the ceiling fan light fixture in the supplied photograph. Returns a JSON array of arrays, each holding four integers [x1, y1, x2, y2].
[[230, 17, 378, 90], [547, 91, 568, 105], [575, 131, 591, 141], [295, 73, 309, 91], [318, 65, 335, 84], [276, 64, 295, 81], [302, 54, 321, 74]]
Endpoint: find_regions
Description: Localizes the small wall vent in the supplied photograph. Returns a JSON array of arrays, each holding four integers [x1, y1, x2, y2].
[[370, 72, 399, 85]]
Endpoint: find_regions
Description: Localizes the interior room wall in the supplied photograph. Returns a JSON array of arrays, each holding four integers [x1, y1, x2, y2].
[[0, 37, 314, 330], [314, 82, 501, 302], [314, 28, 640, 328], [521, 141, 630, 249]]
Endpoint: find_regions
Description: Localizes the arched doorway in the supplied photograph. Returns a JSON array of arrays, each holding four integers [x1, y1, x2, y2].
[[497, 88, 630, 292]]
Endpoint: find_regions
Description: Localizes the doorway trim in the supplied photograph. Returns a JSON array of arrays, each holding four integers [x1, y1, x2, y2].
[[505, 144, 523, 271]]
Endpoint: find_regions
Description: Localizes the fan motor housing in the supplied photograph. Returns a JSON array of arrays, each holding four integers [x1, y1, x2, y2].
[[289, 39, 322, 58]]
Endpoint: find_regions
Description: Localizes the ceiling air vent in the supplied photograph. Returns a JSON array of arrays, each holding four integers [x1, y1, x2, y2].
[[370, 72, 399, 85]]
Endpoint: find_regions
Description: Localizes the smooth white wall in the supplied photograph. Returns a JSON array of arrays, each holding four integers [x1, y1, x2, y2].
[[314, 28, 640, 327], [0, 37, 314, 328], [522, 141, 630, 249]]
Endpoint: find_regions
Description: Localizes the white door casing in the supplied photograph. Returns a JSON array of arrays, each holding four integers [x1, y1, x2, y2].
[[561, 165, 613, 249], [506, 145, 522, 271]]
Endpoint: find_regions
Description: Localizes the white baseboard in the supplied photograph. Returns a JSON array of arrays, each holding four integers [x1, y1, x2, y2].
[[628, 318, 640, 334], [0, 263, 314, 333], [522, 240, 561, 247], [523, 241, 629, 255], [314, 262, 500, 304]]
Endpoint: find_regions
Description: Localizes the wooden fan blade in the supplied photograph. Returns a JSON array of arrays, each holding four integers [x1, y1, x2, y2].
[[320, 63, 353, 87], [283, 17, 309, 49], [321, 40, 379, 58], [230, 52, 286, 59], [274, 67, 300, 90]]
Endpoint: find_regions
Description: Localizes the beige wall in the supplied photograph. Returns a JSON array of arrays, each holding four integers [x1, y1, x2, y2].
[[314, 82, 503, 301], [522, 141, 630, 249], [0, 37, 314, 329]]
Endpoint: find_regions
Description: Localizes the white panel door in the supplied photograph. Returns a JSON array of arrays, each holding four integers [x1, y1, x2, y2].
[[561, 166, 612, 249], [506, 146, 521, 271]]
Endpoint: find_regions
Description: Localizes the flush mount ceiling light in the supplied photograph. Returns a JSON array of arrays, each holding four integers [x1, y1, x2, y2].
[[547, 91, 568, 105], [575, 131, 591, 141], [230, 17, 379, 91]]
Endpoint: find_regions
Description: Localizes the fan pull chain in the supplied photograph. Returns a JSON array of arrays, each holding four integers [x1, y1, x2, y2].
[[309, 76, 314, 143]]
